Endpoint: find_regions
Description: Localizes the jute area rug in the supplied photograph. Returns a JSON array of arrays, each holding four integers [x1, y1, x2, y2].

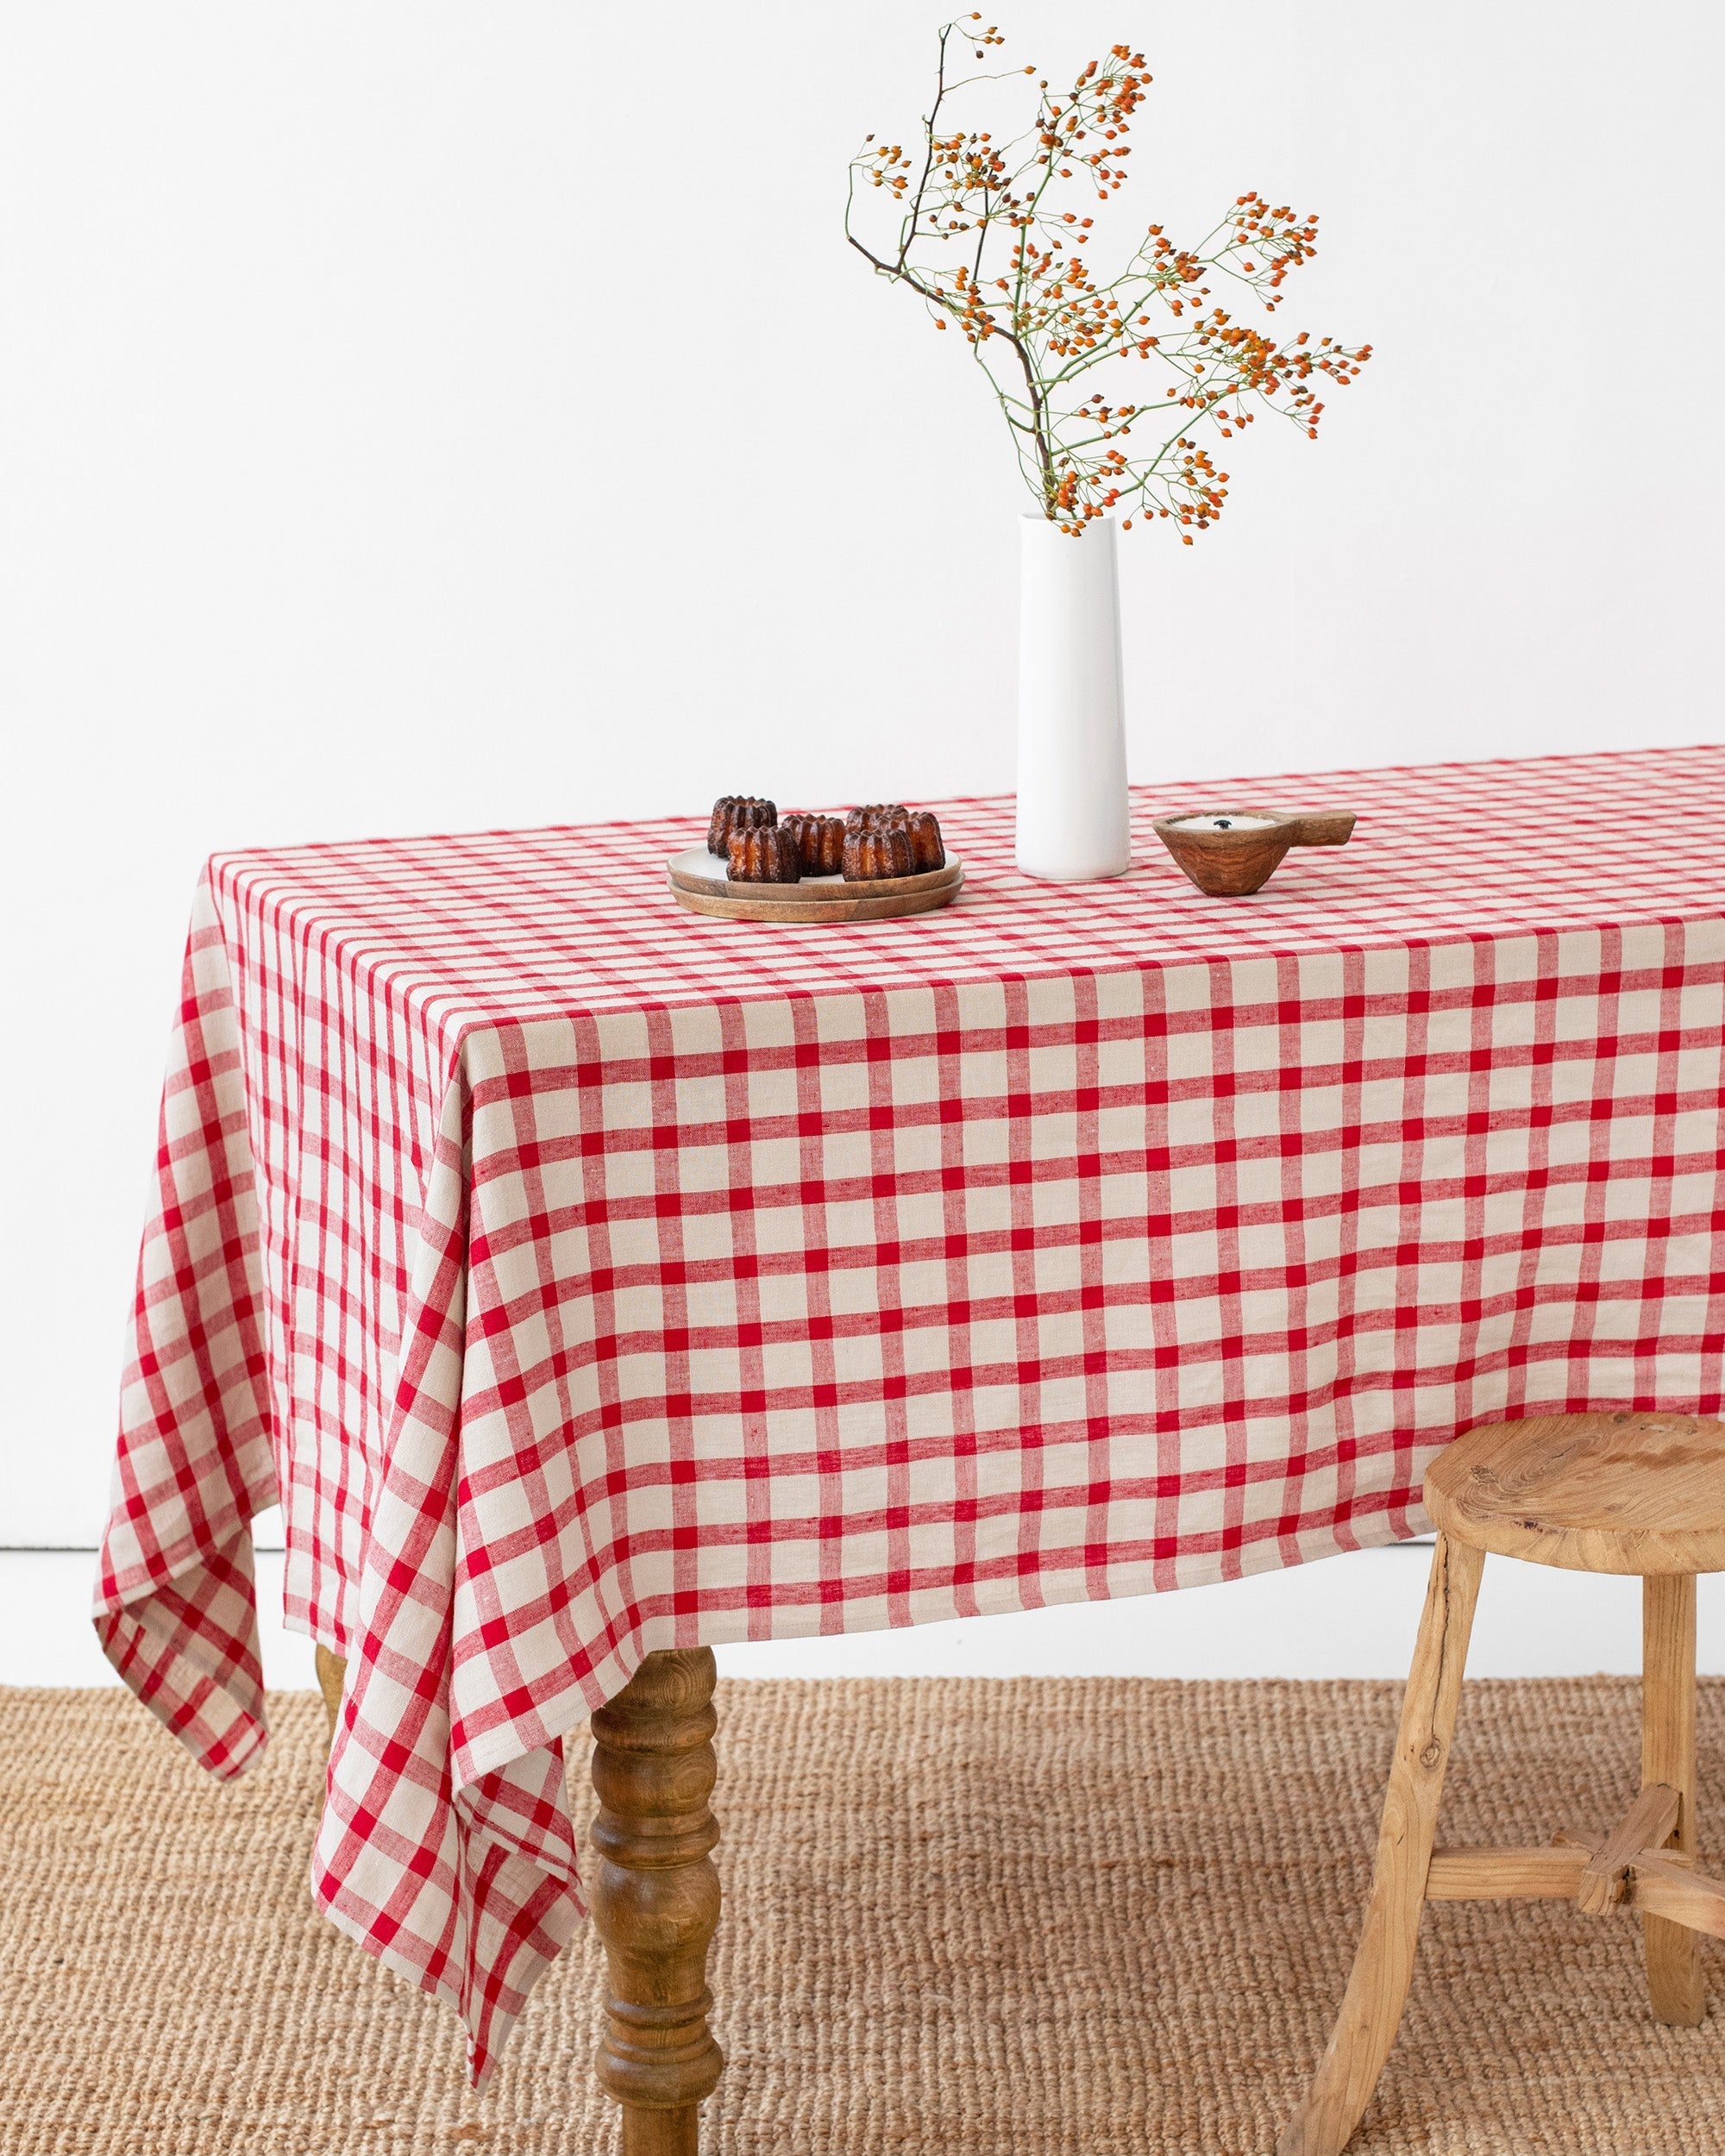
[[4, 1680, 1724, 2156]]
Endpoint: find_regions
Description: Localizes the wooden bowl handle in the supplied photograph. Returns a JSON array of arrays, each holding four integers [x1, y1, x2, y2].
[[1287, 810, 1356, 848]]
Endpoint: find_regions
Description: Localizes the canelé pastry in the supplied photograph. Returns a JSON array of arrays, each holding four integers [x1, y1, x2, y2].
[[781, 812, 845, 877], [842, 824, 914, 881], [844, 803, 910, 832], [708, 795, 776, 856], [900, 810, 944, 872], [726, 825, 800, 884]]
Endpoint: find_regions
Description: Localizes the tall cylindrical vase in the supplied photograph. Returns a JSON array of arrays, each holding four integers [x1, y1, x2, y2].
[[1014, 514, 1132, 881]]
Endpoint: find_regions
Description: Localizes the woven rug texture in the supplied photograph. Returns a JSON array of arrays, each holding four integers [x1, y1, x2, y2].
[[3, 1677, 1724, 2156]]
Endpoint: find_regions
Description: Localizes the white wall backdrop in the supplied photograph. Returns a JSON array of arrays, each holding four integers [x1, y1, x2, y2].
[[3, 2, 1720, 1546]]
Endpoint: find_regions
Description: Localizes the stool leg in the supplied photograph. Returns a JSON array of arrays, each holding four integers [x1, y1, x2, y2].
[[1278, 1534, 1485, 2156], [1643, 1573, 1705, 2026]]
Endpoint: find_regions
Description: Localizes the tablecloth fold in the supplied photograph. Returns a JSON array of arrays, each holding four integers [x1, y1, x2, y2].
[[96, 880, 276, 1777]]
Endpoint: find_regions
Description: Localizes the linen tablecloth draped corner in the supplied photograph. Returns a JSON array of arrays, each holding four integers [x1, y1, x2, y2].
[[92, 878, 593, 2078], [95, 876, 278, 1777], [96, 750, 1725, 2084]]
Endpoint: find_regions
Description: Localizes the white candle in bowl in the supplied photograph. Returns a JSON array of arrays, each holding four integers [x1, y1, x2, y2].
[[1171, 813, 1279, 831]]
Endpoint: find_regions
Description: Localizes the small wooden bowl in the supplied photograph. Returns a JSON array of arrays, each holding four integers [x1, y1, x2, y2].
[[1151, 808, 1356, 897]]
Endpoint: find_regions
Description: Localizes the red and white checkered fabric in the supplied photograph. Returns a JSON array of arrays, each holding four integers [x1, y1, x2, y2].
[[97, 748, 1725, 2081]]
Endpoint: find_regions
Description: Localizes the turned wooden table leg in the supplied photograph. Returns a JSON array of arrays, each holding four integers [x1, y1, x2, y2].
[[315, 1645, 346, 1748], [590, 1647, 724, 2156]]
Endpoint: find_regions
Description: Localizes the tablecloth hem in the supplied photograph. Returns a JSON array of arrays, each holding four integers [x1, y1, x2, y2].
[[445, 1498, 1441, 1789], [92, 1605, 267, 1780], [90, 1520, 269, 1779]]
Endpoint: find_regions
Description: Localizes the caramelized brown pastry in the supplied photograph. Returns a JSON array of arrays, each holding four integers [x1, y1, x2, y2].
[[726, 825, 800, 883], [900, 811, 944, 872], [842, 824, 914, 881], [708, 795, 776, 856], [844, 803, 910, 832], [780, 812, 845, 877]]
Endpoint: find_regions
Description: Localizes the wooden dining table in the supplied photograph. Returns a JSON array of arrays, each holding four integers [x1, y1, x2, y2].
[[96, 748, 1725, 2149]]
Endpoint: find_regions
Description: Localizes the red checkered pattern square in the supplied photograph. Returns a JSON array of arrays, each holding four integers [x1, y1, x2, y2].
[[97, 749, 1725, 2082]]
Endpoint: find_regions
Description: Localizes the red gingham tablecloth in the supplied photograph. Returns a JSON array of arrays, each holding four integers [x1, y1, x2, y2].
[[96, 748, 1725, 2082]]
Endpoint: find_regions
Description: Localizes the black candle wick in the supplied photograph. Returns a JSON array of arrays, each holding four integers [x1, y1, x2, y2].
[[1215, 817, 1233, 829]]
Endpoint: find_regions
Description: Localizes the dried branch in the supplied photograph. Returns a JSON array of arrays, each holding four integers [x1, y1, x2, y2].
[[845, 16, 1373, 536]]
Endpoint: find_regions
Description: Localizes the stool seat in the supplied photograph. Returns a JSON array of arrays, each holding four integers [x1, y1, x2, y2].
[[1425, 1411, 1725, 1576]]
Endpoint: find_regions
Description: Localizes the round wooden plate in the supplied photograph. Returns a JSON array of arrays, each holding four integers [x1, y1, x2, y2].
[[667, 847, 964, 923]]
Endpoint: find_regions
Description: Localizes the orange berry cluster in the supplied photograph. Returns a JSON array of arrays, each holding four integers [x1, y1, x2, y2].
[[846, 16, 1371, 538]]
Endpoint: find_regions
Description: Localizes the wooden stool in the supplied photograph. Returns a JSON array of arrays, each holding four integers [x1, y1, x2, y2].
[[1280, 1411, 1725, 2156]]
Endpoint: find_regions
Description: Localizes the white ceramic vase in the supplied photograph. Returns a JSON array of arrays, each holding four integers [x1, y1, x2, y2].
[[1013, 513, 1132, 881]]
